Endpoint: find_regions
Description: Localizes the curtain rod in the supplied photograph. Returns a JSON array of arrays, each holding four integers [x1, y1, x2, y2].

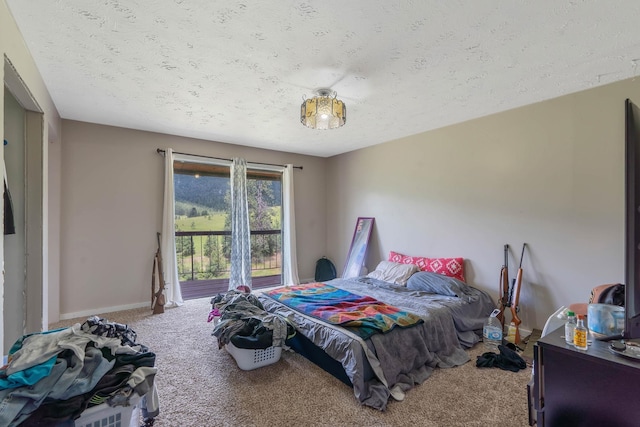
[[156, 148, 303, 170]]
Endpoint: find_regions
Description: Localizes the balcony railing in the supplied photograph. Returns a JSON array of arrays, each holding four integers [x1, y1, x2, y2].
[[175, 230, 282, 282]]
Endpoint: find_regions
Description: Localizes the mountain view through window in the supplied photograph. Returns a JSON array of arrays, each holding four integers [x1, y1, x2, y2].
[[173, 171, 282, 291]]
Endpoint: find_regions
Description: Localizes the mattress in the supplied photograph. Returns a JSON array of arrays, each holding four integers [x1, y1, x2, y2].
[[259, 275, 496, 410]]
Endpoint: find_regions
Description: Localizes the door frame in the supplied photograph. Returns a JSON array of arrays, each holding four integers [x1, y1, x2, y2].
[[2, 56, 46, 354]]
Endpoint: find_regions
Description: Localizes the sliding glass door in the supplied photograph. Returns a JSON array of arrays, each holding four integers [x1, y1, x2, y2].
[[173, 161, 282, 298]]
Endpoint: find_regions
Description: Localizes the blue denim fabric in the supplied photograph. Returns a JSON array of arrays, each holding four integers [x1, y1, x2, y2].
[[1, 322, 153, 425], [140, 384, 160, 419], [0, 347, 115, 426], [0, 358, 69, 426], [49, 346, 115, 401]]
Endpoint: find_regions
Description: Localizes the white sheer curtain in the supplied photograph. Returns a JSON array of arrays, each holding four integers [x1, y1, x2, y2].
[[229, 158, 252, 291], [161, 148, 184, 306], [282, 164, 300, 285]]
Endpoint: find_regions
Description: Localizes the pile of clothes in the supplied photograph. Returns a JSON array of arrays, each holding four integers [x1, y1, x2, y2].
[[475, 344, 528, 372], [209, 290, 292, 350], [0, 316, 158, 426]]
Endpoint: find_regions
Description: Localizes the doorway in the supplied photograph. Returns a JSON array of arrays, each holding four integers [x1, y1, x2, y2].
[[173, 161, 283, 299]]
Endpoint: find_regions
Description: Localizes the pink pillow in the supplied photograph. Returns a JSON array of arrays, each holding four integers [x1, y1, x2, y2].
[[424, 257, 465, 282], [389, 250, 420, 265], [388, 251, 465, 282]]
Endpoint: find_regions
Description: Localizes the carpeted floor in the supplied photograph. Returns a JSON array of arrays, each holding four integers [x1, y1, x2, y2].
[[51, 298, 533, 427], [521, 328, 543, 363]]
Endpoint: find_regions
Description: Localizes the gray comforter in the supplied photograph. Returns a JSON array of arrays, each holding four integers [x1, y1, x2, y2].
[[258, 275, 496, 410]]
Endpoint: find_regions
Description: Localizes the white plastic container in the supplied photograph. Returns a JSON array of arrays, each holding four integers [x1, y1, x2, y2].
[[75, 394, 141, 427], [483, 309, 503, 352], [587, 303, 625, 338], [226, 342, 282, 370]]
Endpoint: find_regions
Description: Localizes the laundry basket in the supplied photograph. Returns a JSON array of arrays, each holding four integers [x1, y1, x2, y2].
[[74, 394, 141, 427], [226, 342, 282, 370]]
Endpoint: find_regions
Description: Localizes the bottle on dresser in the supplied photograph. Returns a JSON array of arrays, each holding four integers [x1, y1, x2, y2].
[[564, 310, 577, 345], [573, 314, 588, 350]]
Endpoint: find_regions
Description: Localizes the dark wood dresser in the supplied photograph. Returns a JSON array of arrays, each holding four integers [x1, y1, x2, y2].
[[530, 326, 640, 426]]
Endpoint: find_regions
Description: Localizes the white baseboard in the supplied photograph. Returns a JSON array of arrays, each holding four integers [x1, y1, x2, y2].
[[59, 301, 150, 321]]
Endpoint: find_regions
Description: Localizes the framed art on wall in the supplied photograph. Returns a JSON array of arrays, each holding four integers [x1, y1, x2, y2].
[[342, 217, 375, 278]]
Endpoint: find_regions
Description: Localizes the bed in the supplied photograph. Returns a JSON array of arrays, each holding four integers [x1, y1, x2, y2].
[[258, 263, 496, 411]]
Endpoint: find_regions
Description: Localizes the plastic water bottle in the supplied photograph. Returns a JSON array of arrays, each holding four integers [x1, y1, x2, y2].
[[483, 308, 503, 352], [564, 310, 576, 345]]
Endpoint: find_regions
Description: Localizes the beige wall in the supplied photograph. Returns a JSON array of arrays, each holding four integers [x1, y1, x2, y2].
[[58, 120, 326, 318], [327, 76, 640, 332]]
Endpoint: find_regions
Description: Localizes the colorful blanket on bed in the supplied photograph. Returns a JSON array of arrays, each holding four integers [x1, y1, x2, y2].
[[265, 283, 423, 339]]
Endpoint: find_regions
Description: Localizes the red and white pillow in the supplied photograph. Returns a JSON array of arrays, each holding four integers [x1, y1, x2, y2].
[[388, 251, 465, 282]]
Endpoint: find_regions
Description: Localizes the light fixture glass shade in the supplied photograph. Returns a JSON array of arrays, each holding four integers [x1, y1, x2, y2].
[[300, 89, 346, 130]]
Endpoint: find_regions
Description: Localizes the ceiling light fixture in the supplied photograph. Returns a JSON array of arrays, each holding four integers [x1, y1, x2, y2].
[[300, 88, 346, 130]]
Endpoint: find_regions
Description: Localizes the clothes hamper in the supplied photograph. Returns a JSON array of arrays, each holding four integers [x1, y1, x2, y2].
[[226, 342, 281, 370], [74, 394, 141, 427]]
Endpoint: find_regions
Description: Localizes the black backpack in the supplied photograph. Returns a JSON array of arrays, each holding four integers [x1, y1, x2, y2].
[[315, 257, 337, 282], [597, 284, 625, 306]]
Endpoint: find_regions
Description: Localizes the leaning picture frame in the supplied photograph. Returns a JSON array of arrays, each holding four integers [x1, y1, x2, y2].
[[342, 217, 375, 278]]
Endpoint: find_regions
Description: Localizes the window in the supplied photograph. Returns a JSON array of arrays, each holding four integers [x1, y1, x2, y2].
[[173, 161, 282, 288]]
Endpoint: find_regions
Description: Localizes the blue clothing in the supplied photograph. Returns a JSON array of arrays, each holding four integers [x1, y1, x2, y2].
[[0, 319, 157, 426], [0, 328, 66, 390], [0, 356, 69, 426], [0, 356, 57, 389]]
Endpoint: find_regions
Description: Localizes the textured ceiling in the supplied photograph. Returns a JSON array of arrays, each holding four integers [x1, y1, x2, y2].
[[6, 1, 640, 157]]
